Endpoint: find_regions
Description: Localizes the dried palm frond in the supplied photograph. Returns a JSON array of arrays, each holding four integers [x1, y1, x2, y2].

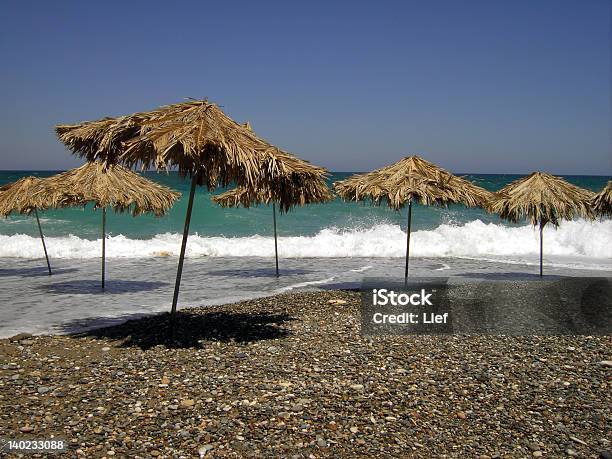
[[0, 177, 55, 216], [333, 155, 492, 210], [41, 162, 180, 216], [591, 180, 612, 217], [213, 178, 333, 213], [488, 172, 594, 227], [56, 100, 329, 194]]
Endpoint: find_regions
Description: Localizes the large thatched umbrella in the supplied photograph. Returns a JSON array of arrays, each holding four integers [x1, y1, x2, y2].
[[56, 99, 328, 322], [213, 178, 333, 276], [488, 172, 594, 277], [591, 180, 612, 217], [43, 162, 180, 288], [334, 155, 492, 278], [0, 177, 61, 274]]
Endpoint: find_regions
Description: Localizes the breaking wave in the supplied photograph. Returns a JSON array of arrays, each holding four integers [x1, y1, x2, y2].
[[0, 219, 610, 269]]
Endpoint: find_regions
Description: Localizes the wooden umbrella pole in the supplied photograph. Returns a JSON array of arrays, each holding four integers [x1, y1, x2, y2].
[[34, 208, 52, 275], [273, 202, 279, 277], [539, 219, 543, 278], [404, 199, 412, 280], [171, 172, 199, 327], [102, 207, 106, 289]]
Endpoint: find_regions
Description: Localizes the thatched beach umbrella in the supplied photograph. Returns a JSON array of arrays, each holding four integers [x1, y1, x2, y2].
[[43, 162, 180, 288], [56, 99, 328, 321], [334, 155, 492, 278], [488, 172, 594, 277], [0, 177, 60, 274], [213, 178, 333, 276], [591, 180, 612, 217]]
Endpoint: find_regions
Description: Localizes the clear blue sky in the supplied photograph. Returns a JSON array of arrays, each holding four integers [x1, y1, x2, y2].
[[0, 0, 610, 174]]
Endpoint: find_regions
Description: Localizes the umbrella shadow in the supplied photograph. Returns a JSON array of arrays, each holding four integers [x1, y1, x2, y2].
[[58, 312, 156, 334], [0, 266, 79, 278], [73, 309, 295, 349], [319, 282, 361, 291], [36, 279, 169, 294], [205, 267, 313, 278], [453, 272, 566, 281]]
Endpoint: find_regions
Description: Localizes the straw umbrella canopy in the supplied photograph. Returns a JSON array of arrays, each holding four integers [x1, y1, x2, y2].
[[0, 176, 63, 274], [213, 176, 333, 276], [56, 99, 328, 320], [591, 180, 612, 217], [488, 171, 594, 277], [334, 155, 492, 278], [43, 162, 180, 288]]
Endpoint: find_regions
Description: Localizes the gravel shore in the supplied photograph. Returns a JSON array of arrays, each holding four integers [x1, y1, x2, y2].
[[1, 290, 610, 458]]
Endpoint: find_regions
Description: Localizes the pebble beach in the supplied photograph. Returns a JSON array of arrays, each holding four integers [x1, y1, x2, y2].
[[1, 290, 610, 458]]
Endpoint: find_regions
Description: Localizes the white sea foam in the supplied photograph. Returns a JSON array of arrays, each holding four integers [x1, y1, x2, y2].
[[275, 277, 337, 294], [350, 265, 373, 273], [0, 219, 610, 269]]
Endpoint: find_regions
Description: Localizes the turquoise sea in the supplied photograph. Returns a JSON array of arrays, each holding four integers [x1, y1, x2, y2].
[[1, 169, 610, 266], [0, 171, 608, 239]]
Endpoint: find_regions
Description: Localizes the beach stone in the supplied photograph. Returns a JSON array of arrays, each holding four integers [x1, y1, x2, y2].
[[328, 299, 347, 305], [566, 449, 577, 456], [198, 444, 214, 456], [457, 411, 467, 420], [350, 384, 364, 391], [180, 399, 195, 408], [278, 411, 291, 419], [599, 451, 612, 459], [37, 386, 52, 394], [532, 451, 542, 457], [20, 425, 34, 432], [9, 333, 32, 342], [101, 346, 111, 351], [598, 360, 612, 368]]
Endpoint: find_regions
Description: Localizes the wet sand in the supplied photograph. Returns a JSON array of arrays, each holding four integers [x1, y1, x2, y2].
[[1, 256, 610, 338]]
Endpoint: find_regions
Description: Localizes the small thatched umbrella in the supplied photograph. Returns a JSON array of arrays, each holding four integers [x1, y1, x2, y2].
[[56, 99, 328, 323], [43, 162, 180, 288], [591, 180, 612, 217], [213, 178, 333, 276], [488, 172, 594, 277], [0, 177, 60, 274], [334, 155, 492, 278]]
